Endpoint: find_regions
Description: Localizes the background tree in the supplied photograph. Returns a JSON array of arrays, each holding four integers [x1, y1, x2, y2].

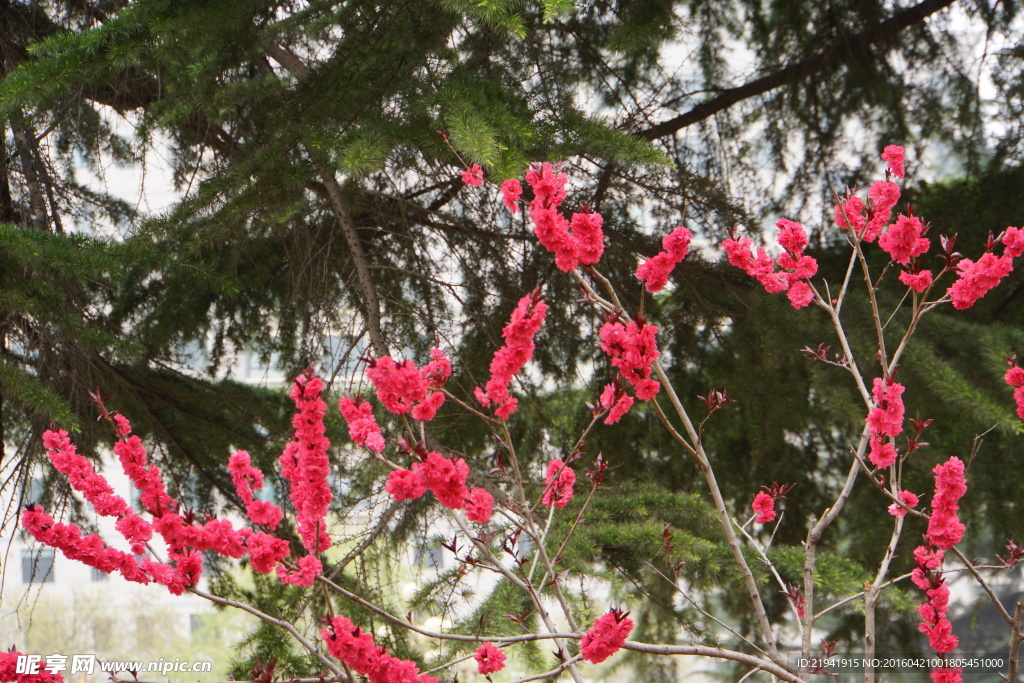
[[1, 0, 1023, 673]]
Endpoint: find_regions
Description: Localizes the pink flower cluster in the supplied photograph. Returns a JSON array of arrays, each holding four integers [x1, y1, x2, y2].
[[831, 148, 1024, 305], [475, 290, 548, 420], [832, 148, 903, 243], [635, 226, 692, 292], [598, 382, 633, 425], [366, 349, 451, 421], [865, 377, 905, 468], [580, 609, 634, 664], [321, 615, 439, 683], [338, 396, 386, 452], [524, 162, 604, 271], [887, 489, 919, 518], [926, 457, 967, 550], [43, 428, 151, 554], [279, 373, 333, 557], [0, 652, 64, 683], [945, 226, 1023, 309], [385, 452, 493, 523], [1005, 359, 1024, 420], [723, 219, 818, 309], [948, 252, 1013, 310], [461, 164, 484, 187], [599, 317, 661, 409], [501, 178, 523, 213], [878, 214, 929, 266], [229, 451, 284, 529], [909, 457, 969, 680], [541, 459, 575, 508], [473, 642, 507, 675], [25, 373, 344, 593], [912, 545, 959, 657], [881, 145, 905, 178], [751, 491, 776, 524]]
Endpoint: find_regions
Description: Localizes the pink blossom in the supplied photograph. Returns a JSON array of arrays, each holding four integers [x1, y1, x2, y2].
[[787, 280, 814, 308], [474, 643, 506, 675], [386, 469, 426, 501], [599, 319, 660, 400], [476, 291, 547, 419], [758, 271, 789, 294], [752, 491, 776, 523], [366, 358, 427, 415], [338, 397, 386, 452], [948, 252, 1014, 310], [926, 457, 967, 550], [866, 377, 905, 438], [865, 181, 901, 242], [246, 531, 292, 574], [879, 214, 930, 265], [1002, 226, 1024, 258], [525, 162, 568, 208], [930, 668, 964, 683], [229, 450, 284, 529], [22, 504, 154, 586], [414, 452, 470, 509], [722, 236, 754, 271], [0, 651, 64, 683], [888, 490, 919, 518], [114, 432, 177, 517], [881, 145, 905, 178], [277, 554, 321, 586], [531, 205, 578, 271], [410, 390, 445, 421], [1005, 366, 1024, 387], [466, 488, 494, 524], [919, 616, 959, 654], [777, 253, 817, 280], [600, 383, 634, 424], [113, 413, 132, 436], [776, 218, 808, 255], [501, 178, 523, 213], [43, 428, 151, 552], [321, 616, 378, 675], [541, 459, 575, 508], [279, 373, 332, 554], [636, 227, 692, 292], [899, 270, 933, 292], [868, 436, 897, 468], [580, 610, 634, 664], [834, 194, 866, 234], [461, 164, 484, 187], [571, 209, 605, 265], [322, 614, 433, 682]]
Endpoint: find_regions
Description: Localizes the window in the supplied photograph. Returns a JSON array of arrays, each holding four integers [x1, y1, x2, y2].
[[22, 549, 55, 583], [91, 567, 109, 581]]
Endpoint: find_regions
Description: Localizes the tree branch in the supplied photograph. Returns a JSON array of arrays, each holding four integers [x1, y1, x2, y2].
[[639, 0, 957, 140]]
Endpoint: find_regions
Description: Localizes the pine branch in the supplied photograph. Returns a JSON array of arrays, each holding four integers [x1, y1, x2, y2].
[[639, 0, 957, 140]]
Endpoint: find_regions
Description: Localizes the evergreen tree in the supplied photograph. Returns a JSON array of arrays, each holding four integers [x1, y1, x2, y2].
[[2, 0, 1024, 673]]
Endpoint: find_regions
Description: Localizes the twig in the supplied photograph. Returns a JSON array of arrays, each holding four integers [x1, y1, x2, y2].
[[1005, 602, 1023, 683], [188, 587, 344, 677]]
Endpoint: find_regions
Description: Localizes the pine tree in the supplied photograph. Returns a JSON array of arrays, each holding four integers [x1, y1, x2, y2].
[[3, 0, 1024, 674]]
